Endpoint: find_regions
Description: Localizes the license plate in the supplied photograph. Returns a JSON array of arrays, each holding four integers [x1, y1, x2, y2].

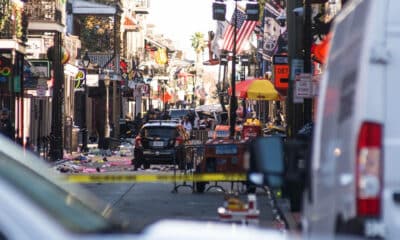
[[152, 141, 164, 147], [215, 144, 237, 155]]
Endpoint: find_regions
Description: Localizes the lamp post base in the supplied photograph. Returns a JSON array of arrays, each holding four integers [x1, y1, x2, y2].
[[81, 128, 88, 153]]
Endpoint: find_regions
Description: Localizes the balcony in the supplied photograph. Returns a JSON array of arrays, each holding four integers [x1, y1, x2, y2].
[[25, 0, 64, 32], [0, 0, 27, 50], [134, 0, 149, 14]]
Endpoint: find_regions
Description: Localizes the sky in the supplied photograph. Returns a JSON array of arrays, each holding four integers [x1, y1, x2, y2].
[[147, 0, 217, 60]]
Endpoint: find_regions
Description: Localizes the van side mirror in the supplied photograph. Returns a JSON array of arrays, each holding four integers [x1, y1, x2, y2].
[[247, 136, 284, 188]]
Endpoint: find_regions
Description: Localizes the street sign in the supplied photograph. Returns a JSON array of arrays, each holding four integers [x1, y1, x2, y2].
[[74, 68, 86, 89], [291, 59, 304, 80], [36, 85, 46, 97], [273, 55, 289, 90], [86, 74, 99, 87], [295, 73, 312, 98], [30, 60, 51, 79]]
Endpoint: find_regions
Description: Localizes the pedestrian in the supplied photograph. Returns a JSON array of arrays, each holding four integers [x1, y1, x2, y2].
[[182, 115, 192, 136], [133, 113, 143, 132], [0, 108, 14, 140], [25, 137, 35, 153]]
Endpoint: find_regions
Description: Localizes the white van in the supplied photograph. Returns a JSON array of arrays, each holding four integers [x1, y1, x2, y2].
[[302, 0, 400, 238]]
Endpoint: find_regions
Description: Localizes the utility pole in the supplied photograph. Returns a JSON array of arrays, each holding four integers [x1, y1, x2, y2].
[[229, 0, 238, 139], [303, 0, 313, 124], [49, 32, 64, 161], [286, 0, 304, 138]]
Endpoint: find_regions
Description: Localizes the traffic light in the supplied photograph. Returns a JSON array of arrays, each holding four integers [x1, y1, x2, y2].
[[212, 1, 226, 21], [246, 2, 259, 21]]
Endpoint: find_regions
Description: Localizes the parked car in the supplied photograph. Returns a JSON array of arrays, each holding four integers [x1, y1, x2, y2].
[[0, 134, 138, 240], [134, 120, 189, 169]]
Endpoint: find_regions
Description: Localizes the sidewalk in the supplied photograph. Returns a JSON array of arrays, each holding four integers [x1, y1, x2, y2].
[[276, 198, 302, 232], [53, 144, 134, 174]]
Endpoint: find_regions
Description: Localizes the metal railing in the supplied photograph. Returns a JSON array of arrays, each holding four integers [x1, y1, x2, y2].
[[25, 0, 62, 23]]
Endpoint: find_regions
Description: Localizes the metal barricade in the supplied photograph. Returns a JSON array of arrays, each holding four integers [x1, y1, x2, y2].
[[172, 144, 204, 193], [191, 130, 209, 143]]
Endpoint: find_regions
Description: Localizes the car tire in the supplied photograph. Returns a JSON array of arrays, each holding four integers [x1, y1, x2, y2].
[[246, 183, 257, 194], [335, 215, 364, 237], [143, 162, 150, 169], [195, 182, 206, 193]]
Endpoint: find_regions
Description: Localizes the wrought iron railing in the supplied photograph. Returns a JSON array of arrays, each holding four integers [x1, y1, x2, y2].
[[134, 0, 149, 8], [0, 22, 13, 39], [25, 0, 62, 23], [0, 0, 27, 40]]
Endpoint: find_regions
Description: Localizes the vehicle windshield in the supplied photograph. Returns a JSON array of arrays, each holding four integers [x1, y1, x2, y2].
[[143, 127, 176, 138], [0, 149, 126, 234], [169, 110, 189, 119]]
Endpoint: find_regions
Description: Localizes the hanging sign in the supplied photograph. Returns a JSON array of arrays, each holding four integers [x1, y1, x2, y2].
[[272, 55, 289, 91], [30, 60, 50, 79], [295, 73, 313, 98], [74, 68, 86, 89]]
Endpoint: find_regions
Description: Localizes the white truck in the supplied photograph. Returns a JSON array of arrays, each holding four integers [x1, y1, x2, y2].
[[248, 0, 400, 239], [303, 0, 399, 238]]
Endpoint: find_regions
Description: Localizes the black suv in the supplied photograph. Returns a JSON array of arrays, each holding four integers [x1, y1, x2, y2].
[[133, 120, 189, 170]]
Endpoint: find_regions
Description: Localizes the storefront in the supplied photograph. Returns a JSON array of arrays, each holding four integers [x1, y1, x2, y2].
[[0, 44, 26, 144]]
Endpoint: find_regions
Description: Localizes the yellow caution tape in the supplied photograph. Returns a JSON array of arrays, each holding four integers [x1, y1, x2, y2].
[[65, 173, 247, 183]]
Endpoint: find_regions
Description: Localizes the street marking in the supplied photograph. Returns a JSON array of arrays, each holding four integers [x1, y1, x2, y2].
[[65, 173, 247, 183]]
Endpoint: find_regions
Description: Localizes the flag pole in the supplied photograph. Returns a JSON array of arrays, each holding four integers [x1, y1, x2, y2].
[[229, 0, 238, 139]]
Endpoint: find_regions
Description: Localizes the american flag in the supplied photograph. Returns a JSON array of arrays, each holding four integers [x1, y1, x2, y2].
[[222, 7, 257, 54]]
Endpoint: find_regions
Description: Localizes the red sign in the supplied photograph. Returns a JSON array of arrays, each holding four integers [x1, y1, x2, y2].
[[272, 55, 289, 91]]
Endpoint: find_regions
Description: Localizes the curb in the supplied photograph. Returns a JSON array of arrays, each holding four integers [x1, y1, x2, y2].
[[276, 198, 301, 231]]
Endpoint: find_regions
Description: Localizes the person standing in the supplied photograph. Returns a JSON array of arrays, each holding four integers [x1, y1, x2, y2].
[[182, 116, 192, 136], [0, 108, 14, 140]]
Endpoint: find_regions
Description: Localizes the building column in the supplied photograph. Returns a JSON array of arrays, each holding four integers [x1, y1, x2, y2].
[[49, 32, 64, 160]]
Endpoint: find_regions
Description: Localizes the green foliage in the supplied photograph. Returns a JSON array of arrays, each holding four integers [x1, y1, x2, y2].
[[79, 15, 114, 52], [190, 32, 205, 54]]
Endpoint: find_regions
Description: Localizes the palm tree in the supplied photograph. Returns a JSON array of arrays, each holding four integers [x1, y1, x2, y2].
[[190, 32, 205, 63]]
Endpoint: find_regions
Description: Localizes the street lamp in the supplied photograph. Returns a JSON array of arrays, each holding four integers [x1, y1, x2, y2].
[[104, 72, 111, 138], [213, 0, 258, 138], [81, 51, 90, 153], [189, 64, 197, 108], [229, 0, 238, 139]]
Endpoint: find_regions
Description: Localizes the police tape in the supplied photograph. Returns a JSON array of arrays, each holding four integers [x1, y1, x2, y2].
[[65, 173, 247, 183]]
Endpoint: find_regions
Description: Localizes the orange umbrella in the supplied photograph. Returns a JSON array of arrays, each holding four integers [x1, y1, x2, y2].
[[311, 32, 332, 64], [228, 78, 280, 100], [162, 91, 172, 103]]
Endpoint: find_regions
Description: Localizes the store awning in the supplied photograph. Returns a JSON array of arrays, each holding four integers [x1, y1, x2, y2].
[[228, 78, 280, 101], [145, 37, 168, 49], [123, 16, 139, 31]]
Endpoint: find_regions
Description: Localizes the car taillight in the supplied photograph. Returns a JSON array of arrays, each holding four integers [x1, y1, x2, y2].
[[356, 122, 382, 217], [135, 136, 142, 148], [175, 136, 183, 147]]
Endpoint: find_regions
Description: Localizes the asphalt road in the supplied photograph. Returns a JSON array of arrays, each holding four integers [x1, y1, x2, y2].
[[82, 181, 276, 233]]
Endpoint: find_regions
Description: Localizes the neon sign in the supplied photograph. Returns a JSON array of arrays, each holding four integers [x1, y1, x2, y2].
[[0, 59, 11, 83], [74, 68, 86, 89]]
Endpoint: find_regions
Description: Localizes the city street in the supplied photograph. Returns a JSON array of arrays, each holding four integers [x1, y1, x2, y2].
[[81, 180, 276, 233], [52, 142, 292, 233], [1, 0, 390, 238]]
